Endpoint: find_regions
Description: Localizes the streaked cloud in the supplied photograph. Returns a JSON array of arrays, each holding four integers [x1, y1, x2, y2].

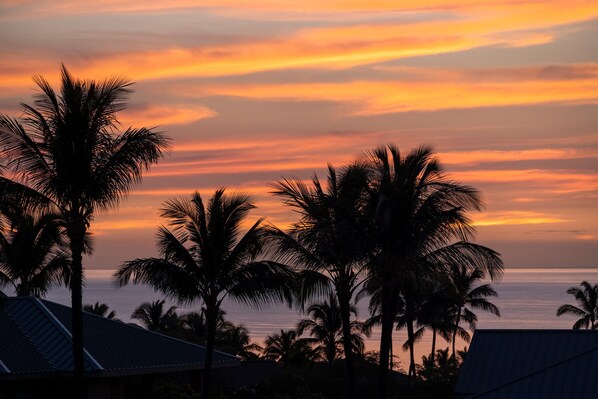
[[120, 104, 216, 127], [187, 64, 598, 114], [473, 211, 567, 226]]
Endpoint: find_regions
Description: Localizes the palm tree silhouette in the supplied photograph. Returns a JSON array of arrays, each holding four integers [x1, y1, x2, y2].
[[263, 329, 314, 366], [83, 302, 117, 319], [365, 145, 503, 398], [0, 65, 169, 394], [217, 324, 262, 360], [366, 278, 423, 381], [0, 208, 70, 296], [114, 189, 293, 399], [557, 281, 598, 329], [448, 264, 500, 363], [416, 286, 455, 363], [131, 300, 179, 333], [271, 164, 369, 396], [297, 294, 368, 368]]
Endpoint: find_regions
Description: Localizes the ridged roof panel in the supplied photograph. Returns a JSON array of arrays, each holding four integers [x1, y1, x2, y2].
[[456, 329, 598, 399]]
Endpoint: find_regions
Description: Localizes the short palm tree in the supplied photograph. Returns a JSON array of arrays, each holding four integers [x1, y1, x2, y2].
[[114, 189, 293, 399], [0, 65, 169, 390], [297, 294, 368, 368], [271, 164, 370, 397], [131, 300, 179, 333], [557, 281, 598, 329], [263, 329, 314, 366], [416, 287, 455, 363], [449, 264, 500, 362], [83, 302, 117, 320], [0, 208, 70, 297], [217, 324, 262, 360], [180, 308, 233, 344]]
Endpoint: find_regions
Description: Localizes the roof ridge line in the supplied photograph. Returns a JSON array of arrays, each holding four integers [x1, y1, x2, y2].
[[32, 297, 104, 371], [469, 345, 598, 398], [39, 299, 231, 358], [0, 359, 11, 372]]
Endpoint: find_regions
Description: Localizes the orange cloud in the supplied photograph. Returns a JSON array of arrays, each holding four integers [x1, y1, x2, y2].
[[3, 0, 597, 17], [119, 105, 216, 127], [473, 211, 567, 226], [190, 65, 598, 114], [453, 169, 598, 194], [438, 148, 598, 166]]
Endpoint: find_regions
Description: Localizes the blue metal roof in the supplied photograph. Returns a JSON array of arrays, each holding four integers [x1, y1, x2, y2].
[[455, 329, 598, 399], [0, 297, 239, 378]]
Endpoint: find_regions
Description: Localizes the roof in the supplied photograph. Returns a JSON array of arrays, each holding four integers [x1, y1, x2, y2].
[[455, 329, 598, 399], [0, 297, 239, 379]]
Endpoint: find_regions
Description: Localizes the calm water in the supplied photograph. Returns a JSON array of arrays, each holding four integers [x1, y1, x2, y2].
[[41, 268, 598, 368]]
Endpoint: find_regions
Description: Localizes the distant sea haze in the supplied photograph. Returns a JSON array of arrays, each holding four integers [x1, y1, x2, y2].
[[41, 268, 598, 368]]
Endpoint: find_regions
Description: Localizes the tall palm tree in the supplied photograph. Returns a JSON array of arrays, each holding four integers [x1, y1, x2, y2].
[[270, 164, 370, 397], [297, 294, 368, 368], [557, 281, 598, 329], [0, 65, 169, 394], [114, 189, 293, 399], [131, 300, 180, 333], [83, 302, 117, 319], [365, 145, 503, 398], [263, 329, 314, 366], [449, 264, 500, 363], [0, 207, 71, 297]]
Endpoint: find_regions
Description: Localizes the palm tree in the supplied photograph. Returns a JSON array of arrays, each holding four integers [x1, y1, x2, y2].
[[131, 300, 180, 333], [217, 324, 262, 360], [83, 302, 116, 319], [416, 287, 455, 364], [263, 329, 314, 366], [366, 278, 424, 381], [448, 264, 500, 363], [0, 207, 71, 297], [0, 65, 169, 393], [114, 189, 293, 399], [270, 164, 370, 397], [297, 294, 368, 368], [557, 281, 598, 329], [365, 145, 503, 398]]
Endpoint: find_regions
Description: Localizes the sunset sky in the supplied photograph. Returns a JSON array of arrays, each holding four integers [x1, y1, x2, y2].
[[1, 0, 597, 272]]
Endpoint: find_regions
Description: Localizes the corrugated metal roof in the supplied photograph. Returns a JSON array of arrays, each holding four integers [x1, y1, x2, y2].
[[3, 298, 98, 372], [0, 306, 54, 374], [455, 329, 598, 399], [0, 297, 239, 377]]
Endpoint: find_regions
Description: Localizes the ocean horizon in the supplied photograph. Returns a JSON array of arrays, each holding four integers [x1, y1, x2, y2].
[[27, 267, 598, 369]]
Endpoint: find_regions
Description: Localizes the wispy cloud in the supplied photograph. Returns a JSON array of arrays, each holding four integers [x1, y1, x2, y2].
[[186, 64, 598, 114], [473, 211, 567, 226]]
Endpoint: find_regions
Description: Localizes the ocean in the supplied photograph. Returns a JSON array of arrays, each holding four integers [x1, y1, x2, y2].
[[40, 268, 598, 369]]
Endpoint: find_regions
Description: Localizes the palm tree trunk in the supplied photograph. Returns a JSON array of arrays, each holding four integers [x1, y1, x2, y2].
[[201, 304, 218, 399], [338, 289, 356, 399], [430, 328, 437, 363], [377, 284, 396, 399], [389, 339, 393, 371], [452, 306, 462, 367], [69, 221, 85, 399], [327, 337, 335, 369], [406, 320, 416, 384]]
